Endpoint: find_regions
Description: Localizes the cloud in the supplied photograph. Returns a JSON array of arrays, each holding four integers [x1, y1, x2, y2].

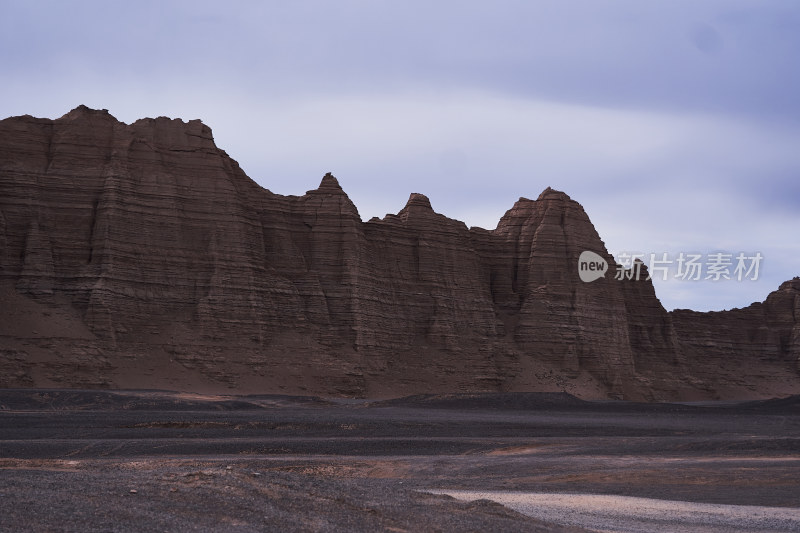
[[1, 0, 798, 312], [4, 2, 800, 114]]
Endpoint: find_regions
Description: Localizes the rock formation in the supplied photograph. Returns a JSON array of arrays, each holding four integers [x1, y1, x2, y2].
[[1, 106, 798, 400]]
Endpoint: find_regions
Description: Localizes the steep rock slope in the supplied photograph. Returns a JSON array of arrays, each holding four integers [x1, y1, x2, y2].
[[671, 278, 800, 397], [1, 107, 798, 399]]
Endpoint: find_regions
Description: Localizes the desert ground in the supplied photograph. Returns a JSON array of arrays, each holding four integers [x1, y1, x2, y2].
[[0, 390, 799, 532]]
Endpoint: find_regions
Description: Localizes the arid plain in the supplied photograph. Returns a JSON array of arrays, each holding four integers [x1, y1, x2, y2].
[[1, 390, 798, 532]]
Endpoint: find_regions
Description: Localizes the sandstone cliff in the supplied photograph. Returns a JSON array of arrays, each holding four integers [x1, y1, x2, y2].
[[1, 106, 798, 400]]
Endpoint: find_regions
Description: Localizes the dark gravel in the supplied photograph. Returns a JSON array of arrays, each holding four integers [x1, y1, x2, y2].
[[1, 390, 798, 532]]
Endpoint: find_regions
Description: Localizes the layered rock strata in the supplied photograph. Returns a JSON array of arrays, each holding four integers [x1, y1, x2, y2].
[[1, 106, 798, 399]]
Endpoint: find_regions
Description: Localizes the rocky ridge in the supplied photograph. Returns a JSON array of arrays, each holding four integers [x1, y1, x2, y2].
[[1, 106, 798, 400]]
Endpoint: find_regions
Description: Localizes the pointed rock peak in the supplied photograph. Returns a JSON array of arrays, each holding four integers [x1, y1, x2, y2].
[[779, 277, 800, 292], [512, 196, 534, 208], [537, 187, 572, 202], [499, 197, 535, 217], [405, 193, 432, 210], [306, 173, 355, 206], [397, 193, 436, 224], [303, 173, 360, 217], [60, 105, 116, 122], [318, 172, 343, 191]]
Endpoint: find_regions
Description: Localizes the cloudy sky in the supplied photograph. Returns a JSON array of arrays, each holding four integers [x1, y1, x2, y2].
[[2, 0, 798, 311]]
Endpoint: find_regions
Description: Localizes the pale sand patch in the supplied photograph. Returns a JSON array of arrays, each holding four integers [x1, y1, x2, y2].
[[427, 490, 800, 532]]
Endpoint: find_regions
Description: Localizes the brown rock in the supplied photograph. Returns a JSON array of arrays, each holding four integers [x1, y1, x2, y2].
[[0, 106, 797, 400], [670, 277, 800, 398]]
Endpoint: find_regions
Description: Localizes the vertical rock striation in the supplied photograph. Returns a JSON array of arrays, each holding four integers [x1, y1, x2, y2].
[[0, 107, 797, 399]]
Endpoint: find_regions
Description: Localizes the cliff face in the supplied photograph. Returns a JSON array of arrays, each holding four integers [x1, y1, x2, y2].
[[670, 278, 800, 397], [1, 106, 798, 399]]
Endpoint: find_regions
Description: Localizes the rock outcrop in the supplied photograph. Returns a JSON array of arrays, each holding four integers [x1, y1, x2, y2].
[[670, 278, 800, 397], [1, 106, 798, 399]]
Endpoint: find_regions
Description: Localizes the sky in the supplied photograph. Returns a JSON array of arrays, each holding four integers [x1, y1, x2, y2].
[[1, 0, 799, 311]]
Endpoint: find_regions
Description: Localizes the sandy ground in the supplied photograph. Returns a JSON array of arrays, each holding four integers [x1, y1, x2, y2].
[[431, 491, 800, 532], [0, 390, 798, 532]]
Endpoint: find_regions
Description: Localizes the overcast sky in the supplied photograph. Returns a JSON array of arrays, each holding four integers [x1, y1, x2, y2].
[[2, 0, 798, 311]]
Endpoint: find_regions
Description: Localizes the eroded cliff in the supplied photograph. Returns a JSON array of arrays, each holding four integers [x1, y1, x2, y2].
[[1, 106, 798, 399]]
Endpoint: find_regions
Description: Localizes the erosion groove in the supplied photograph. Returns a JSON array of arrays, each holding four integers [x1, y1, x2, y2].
[[1, 106, 798, 399]]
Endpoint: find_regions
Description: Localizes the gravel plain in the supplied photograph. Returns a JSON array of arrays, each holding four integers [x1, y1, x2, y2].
[[0, 390, 798, 532]]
